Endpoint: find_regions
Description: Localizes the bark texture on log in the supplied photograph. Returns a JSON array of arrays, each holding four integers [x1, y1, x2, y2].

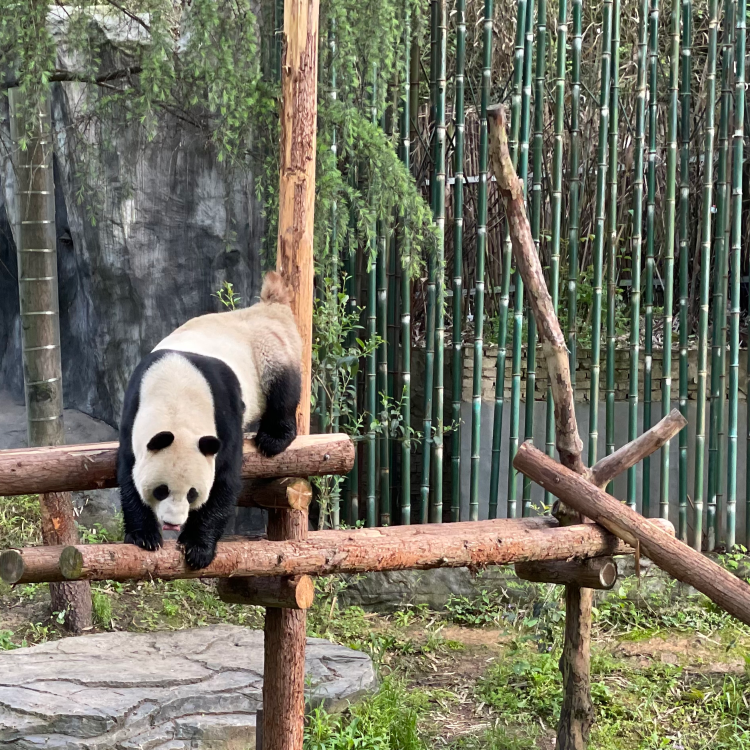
[[0, 434, 354, 496], [3, 517, 674, 585], [487, 103, 592, 748], [238, 478, 312, 510], [218, 575, 315, 609], [515, 442, 750, 625], [588, 409, 687, 489], [515, 557, 619, 590]]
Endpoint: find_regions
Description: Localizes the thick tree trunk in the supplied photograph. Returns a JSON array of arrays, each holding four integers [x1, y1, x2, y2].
[[9, 88, 91, 634], [2, 517, 674, 585]]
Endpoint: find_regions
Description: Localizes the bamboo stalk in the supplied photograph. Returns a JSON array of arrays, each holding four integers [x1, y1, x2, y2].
[[694, 0, 719, 549], [587, 0, 614, 466], [605, 0, 621, 494], [677, 0, 692, 541], [400, 8, 412, 526], [522, 0, 548, 517], [490, 0, 528, 519], [642, 0, 660, 514], [451, 0, 466, 522], [628, 0, 648, 510], [543, 0, 568, 508], [377, 216, 390, 525], [431, 0, 447, 524], [507, 0, 534, 518], [660, 0, 680, 520], [727, 0, 745, 550], [468, 0, 494, 521]]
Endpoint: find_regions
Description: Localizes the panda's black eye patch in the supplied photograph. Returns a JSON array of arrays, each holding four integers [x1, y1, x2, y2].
[[198, 435, 221, 456], [187, 488, 199, 503], [147, 431, 174, 451], [153, 484, 170, 501]]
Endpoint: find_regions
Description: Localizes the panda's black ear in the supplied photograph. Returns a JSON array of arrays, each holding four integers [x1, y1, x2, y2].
[[147, 431, 174, 451], [199, 436, 222, 456]]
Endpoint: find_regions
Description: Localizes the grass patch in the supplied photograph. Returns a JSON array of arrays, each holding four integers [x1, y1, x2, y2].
[[0, 495, 41, 548]]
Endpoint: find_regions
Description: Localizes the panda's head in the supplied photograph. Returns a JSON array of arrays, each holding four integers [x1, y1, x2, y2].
[[133, 429, 221, 529]]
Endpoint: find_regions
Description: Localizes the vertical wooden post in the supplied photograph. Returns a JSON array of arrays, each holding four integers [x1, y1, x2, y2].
[[265, 1, 319, 749], [9, 89, 92, 634]]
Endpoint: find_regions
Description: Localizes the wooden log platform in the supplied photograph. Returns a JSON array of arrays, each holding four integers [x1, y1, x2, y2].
[[0, 516, 674, 585], [0, 434, 354, 496]]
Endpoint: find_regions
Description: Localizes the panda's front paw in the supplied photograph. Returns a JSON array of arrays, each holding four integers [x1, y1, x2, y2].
[[178, 531, 217, 570], [125, 527, 163, 552], [255, 420, 296, 458]]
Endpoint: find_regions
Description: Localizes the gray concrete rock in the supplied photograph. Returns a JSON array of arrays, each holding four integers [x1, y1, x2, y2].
[[0, 625, 376, 750]]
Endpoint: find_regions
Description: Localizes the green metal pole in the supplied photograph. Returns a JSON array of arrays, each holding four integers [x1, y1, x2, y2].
[[660, 0, 679, 520], [605, 0, 620, 495], [567, 0, 582, 389], [677, 0, 692, 540], [643, 0, 659, 514], [273, 0, 283, 82], [507, 0, 534, 518], [543, 0, 568, 508], [431, 0, 447, 524], [400, 8, 412, 526], [451, 0, 467, 522], [628, 0, 648, 511], [469, 0, 494, 521], [693, 0, 719, 549], [420, 0, 438, 524], [727, 0, 744, 550], [491, 0, 527, 519], [366, 65, 378, 528], [587, 0, 613, 466], [707, 4, 733, 550], [523, 0, 548, 516]]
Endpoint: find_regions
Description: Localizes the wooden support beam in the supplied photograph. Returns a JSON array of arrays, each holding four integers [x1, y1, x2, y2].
[[588, 409, 687, 489], [0, 434, 353, 496], [514, 442, 750, 626], [515, 557, 618, 590], [217, 575, 315, 609], [237, 478, 312, 511], [1, 517, 674, 585]]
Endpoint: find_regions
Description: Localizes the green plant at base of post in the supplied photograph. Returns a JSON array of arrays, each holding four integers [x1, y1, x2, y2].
[[605, 0, 620, 495], [587, 0, 614, 467], [567, 0, 582, 389], [677, 0, 692, 541], [490, 0, 527, 520], [469, 0, 494, 521], [727, 0, 745, 551], [451, 0, 467, 522], [707, 0, 733, 550], [400, 8, 412, 527], [693, 0, 719, 550], [507, 0, 534, 519], [523, 0, 548, 516], [431, 0, 447, 525], [628, 0, 648, 511], [660, 0, 680, 521], [643, 0, 659, 514]]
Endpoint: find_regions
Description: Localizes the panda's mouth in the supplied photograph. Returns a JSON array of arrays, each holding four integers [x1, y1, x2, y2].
[[162, 522, 182, 531]]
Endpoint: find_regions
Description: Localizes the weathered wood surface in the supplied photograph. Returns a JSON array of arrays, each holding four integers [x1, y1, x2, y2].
[[515, 442, 750, 626], [588, 409, 687, 489], [1, 517, 674, 585], [515, 557, 619, 590], [0, 434, 353, 496], [237, 478, 313, 511], [218, 575, 315, 609]]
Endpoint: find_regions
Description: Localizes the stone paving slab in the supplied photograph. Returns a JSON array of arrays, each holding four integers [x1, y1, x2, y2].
[[0, 625, 376, 749]]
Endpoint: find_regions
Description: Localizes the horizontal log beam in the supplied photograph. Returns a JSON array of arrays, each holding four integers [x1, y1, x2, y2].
[[514, 442, 750, 626], [1, 516, 673, 585], [237, 478, 313, 511], [588, 409, 687, 489], [0, 434, 354, 497], [217, 575, 315, 609], [515, 557, 619, 590]]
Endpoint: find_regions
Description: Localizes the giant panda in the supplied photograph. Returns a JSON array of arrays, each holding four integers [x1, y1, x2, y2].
[[117, 272, 302, 570]]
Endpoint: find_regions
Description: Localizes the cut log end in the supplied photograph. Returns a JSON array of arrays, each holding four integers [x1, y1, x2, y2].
[[515, 557, 618, 590], [0, 550, 24, 585], [238, 477, 313, 511], [218, 575, 315, 609], [60, 546, 84, 580]]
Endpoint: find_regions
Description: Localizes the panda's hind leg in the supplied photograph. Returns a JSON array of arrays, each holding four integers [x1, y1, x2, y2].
[[255, 364, 301, 457]]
